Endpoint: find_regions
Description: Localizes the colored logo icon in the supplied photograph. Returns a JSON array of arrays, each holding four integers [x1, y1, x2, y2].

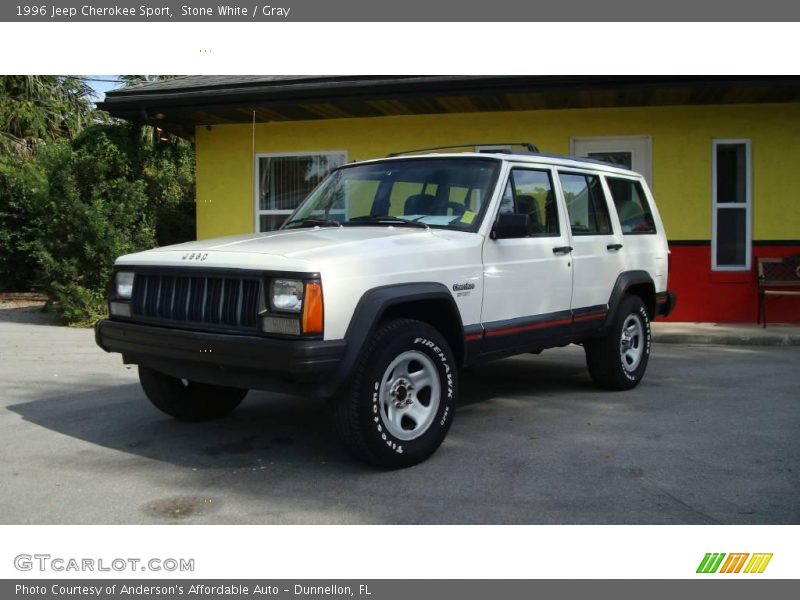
[[697, 553, 773, 574]]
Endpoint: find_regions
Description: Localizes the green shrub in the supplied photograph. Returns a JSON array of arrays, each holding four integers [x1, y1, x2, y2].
[[0, 153, 48, 290], [0, 76, 196, 324], [0, 118, 196, 325], [31, 129, 158, 325]]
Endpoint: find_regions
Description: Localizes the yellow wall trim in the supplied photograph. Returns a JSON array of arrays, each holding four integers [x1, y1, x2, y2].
[[195, 102, 800, 241]]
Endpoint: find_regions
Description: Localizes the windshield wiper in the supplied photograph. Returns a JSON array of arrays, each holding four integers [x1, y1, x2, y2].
[[283, 218, 342, 229], [346, 215, 429, 229]]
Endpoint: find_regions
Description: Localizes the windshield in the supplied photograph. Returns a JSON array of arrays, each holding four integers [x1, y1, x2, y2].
[[283, 157, 500, 231]]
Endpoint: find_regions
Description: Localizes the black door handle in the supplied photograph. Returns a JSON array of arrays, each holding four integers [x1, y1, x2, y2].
[[607, 243, 623, 251], [552, 246, 573, 255]]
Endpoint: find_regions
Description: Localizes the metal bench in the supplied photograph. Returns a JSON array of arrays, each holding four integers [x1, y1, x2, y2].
[[757, 255, 800, 327]]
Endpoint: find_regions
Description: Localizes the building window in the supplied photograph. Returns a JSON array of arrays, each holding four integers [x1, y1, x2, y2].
[[476, 145, 512, 153], [712, 140, 751, 270], [570, 136, 652, 186], [589, 151, 632, 169], [255, 152, 347, 231]]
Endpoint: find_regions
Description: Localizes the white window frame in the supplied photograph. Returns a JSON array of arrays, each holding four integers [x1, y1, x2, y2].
[[570, 135, 653, 187], [253, 150, 347, 232], [711, 139, 752, 271]]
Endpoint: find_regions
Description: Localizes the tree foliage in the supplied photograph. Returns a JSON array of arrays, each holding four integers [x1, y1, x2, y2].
[[0, 75, 96, 156], [0, 75, 196, 325]]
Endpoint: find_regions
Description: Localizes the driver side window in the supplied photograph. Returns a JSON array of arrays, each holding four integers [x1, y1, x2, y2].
[[499, 169, 560, 237]]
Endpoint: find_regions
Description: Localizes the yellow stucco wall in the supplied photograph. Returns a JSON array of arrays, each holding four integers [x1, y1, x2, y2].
[[194, 103, 800, 241]]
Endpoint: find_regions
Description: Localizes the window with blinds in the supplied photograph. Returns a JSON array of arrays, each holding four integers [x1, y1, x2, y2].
[[255, 152, 347, 231]]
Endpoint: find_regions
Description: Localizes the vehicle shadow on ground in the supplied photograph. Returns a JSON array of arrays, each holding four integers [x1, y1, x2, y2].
[[459, 354, 596, 406], [6, 353, 597, 472]]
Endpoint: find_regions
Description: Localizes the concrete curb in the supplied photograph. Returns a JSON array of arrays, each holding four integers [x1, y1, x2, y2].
[[652, 330, 800, 347]]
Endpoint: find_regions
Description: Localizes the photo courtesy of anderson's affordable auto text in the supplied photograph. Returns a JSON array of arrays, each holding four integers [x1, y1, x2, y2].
[[14, 582, 374, 597], [0, 0, 798, 595]]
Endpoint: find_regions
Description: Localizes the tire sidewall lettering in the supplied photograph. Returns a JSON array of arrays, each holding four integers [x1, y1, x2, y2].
[[368, 336, 455, 455], [619, 304, 650, 382]]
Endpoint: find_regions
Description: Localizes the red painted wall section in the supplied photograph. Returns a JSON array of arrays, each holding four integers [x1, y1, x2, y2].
[[664, 243, 800, 323]]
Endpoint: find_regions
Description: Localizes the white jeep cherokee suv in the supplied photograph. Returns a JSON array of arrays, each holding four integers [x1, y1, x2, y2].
[[96, 149, 675, 468]]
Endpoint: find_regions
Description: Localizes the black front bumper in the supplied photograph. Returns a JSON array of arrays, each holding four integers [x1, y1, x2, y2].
[[95, 319, 347, 396]]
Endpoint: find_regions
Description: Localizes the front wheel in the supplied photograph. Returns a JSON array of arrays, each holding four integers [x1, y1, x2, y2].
[[584, 295, 651, 390], [332, 318, 458, 468], [138, 366, 248, 421]]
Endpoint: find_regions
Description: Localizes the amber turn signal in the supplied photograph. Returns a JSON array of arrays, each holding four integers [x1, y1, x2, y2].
[[302, 282, 324, 334]]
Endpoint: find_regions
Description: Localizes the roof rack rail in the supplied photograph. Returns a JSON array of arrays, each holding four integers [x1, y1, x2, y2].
[[387, 142, 539, 157]]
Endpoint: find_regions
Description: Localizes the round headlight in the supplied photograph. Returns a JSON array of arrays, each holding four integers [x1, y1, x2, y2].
[[271, 279, 303, 313], [115, 271, 135, 299]]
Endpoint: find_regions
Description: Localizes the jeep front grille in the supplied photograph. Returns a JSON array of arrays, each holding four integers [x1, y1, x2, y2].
[[131, 272, 261, 330]]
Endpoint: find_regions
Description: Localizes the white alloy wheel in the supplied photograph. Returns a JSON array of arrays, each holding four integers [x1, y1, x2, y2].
[[378, 350, 441, 441], [620, 313, 645, 373]]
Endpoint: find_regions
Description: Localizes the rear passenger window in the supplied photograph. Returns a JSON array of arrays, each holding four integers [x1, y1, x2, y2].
[[499, 169, 560, 236], [606, 177, 657, 234], [559, 173, 612, 235]]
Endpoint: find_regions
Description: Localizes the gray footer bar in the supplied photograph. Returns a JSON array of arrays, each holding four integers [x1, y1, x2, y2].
[[4, 580, 797, 599]]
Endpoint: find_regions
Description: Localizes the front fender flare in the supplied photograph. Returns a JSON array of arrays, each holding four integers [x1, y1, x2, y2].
[[324, 282, 462, 397]]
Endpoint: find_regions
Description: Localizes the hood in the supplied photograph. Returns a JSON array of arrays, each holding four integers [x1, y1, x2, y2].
[[116, 226, 481, 270], [147, 227, 435, 257]]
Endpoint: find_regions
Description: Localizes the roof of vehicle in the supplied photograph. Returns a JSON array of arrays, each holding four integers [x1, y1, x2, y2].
[[349, 151, 643, 178]]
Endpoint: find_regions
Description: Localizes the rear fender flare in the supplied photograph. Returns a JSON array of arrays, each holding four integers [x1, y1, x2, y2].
[[601, 271, 656, 333]]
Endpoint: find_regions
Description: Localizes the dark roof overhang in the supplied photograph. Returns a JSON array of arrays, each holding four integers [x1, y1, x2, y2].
[[97, 75, 800, 141]]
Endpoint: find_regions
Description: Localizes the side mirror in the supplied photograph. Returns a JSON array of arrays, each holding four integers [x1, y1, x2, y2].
[[491, 213, 530, 240]]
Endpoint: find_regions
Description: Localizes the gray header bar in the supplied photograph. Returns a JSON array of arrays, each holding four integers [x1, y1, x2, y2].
[[2, 0, 800, 22]]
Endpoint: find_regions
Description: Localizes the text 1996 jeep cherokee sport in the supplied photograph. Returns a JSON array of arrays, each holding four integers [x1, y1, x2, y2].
[[96, 147, 675, 468]]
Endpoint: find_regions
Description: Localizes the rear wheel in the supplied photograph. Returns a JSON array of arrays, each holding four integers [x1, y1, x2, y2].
[[332, 318, 458, 468], [585, 294, 651, 390], [138, 366, 247, 421]]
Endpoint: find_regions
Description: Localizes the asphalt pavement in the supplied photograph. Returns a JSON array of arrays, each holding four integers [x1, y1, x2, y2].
[[1, 306, 798, 524]]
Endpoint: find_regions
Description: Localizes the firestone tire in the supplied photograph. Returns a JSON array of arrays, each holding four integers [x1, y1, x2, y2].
[[138, 366, 248, 421], [585, 294, 651, 391], [332, 318, 458, 469]]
